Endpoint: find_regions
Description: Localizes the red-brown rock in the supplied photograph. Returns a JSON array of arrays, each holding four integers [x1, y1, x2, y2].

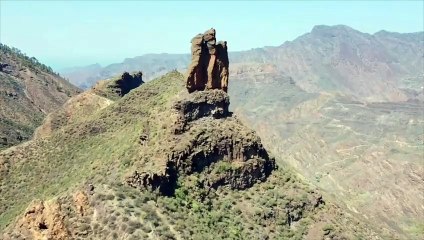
[[186, 28, 229, 93]]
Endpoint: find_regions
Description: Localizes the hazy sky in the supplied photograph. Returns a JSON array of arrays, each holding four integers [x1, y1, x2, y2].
[[1, 1, 423, 71]]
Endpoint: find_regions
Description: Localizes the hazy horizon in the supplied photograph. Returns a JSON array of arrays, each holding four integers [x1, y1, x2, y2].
[[1, 0, 423, 71]]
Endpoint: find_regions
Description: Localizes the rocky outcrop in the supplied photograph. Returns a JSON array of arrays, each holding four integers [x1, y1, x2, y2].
[[73, 191, 90, 217], [126, 166, 177, 196], [173, 89, 230, 133], [115, 71, 144, 96], [126, 90, 276, 195], [92, 71, 144, 100], [4, 200, 70, 240], [205, 158, 276, 189], [186, 28, 229, 93]]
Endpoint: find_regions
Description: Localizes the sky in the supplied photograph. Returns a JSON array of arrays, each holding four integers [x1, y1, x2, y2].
[[1, 1, 423, 71]]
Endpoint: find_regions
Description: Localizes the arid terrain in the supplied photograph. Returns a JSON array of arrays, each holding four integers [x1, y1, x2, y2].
[[0, 24, 422, 240], [61, 25, 424, 239], [230, 73, 424, 239], [0, 71, 382, 240], [0, 44, 80, 150]]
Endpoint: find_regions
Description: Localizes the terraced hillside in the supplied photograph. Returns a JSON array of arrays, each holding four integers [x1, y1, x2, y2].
[[1, 72, 381, 239]]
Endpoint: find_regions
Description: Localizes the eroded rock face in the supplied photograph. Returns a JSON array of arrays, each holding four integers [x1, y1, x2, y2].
[[173, 90, 230, 133], [126, 90, 276, 195], [186, 28, 229, 93], [2, 187, 98, 240], [73, 191, 90, 217], [126, 167, 177, 196], [92, 71, 144, 100], [116, 72, 144, 96], [116, 71, 144, 96], [6, 200, 70, 240]]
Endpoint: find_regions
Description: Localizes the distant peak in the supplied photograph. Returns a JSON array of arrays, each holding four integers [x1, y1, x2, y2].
[[374, 29, 424, 37], [373, 29, 404, 36], [311, 24, 359, 37], [312, 24, 354, 31]]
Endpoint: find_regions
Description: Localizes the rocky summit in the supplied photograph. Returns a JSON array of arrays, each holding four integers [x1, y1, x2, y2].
[[126, 89, 276, 195], [92, 71, 144, 100], [186, 28, 229, 93], [127, 32, 276, 196]]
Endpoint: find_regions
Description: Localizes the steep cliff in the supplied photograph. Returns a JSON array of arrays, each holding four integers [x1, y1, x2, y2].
[[126, 90, 276, 195]]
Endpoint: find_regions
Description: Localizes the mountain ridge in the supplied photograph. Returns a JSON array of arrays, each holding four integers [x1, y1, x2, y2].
[[0, 71, 383, 239], [0, 44, 81, 150], [61, 25, 423, 103]]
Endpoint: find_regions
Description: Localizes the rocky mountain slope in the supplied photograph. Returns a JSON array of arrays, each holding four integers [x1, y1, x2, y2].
[[0, 44, 81, 150], [62, 25, 423, 103], [227, 27, 423, 239], [229, 72, 424, 239], [33, 71, 144, 140], [231, 25, 423, 102], [56, 25, 423, 239], [0, 71, 383, 239]]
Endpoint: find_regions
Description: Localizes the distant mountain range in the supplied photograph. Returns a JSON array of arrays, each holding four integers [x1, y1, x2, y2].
[[225, 26, 423, 238], [1, 25, 422, 239], [62, 25, 423, 102]]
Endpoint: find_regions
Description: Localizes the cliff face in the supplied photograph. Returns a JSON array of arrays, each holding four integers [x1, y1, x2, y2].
[[126, 90, 276, 195], [186, 28, 229, 93]]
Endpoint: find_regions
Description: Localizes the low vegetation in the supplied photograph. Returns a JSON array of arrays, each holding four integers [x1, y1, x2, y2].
[[1, 71, 380, 239], [0, 43, 58, 76]]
